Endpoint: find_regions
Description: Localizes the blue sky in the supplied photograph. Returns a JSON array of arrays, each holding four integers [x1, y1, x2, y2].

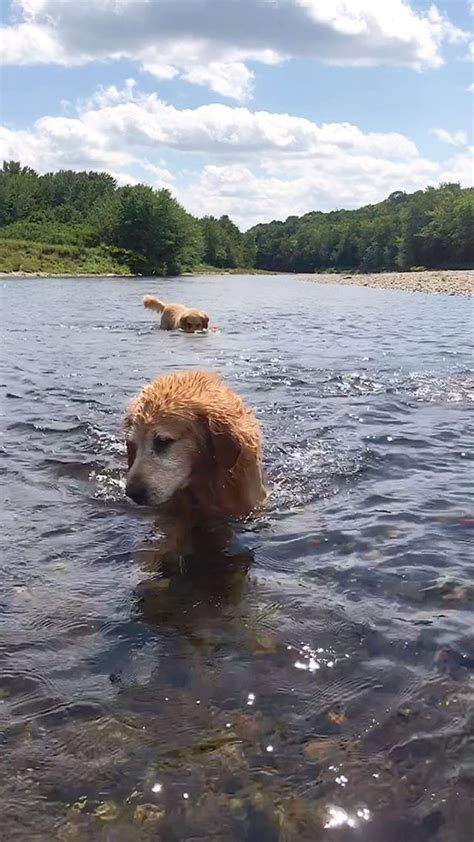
[[1, 0, 472, 227]]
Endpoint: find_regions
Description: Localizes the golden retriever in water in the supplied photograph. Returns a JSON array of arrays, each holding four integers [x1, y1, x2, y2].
[[125, 371, 266, 519], [143, 294, 209, 333]]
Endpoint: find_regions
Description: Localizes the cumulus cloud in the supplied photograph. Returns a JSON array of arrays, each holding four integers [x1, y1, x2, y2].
[[173, 157, 439, 227], [1, 82, 471, 227], [71, 86, 421, 160], [172, 147, 473, 226], [431, 128, 468, 146], [438, 147, 474, 186], [1, 0, 468, 100]]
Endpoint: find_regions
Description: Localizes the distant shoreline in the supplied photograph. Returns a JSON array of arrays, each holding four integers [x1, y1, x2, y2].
[[0, 268, 277, 279], [301, 269, 473, 297], [1, 268, 472, 296], [0, 271, 138, 278]]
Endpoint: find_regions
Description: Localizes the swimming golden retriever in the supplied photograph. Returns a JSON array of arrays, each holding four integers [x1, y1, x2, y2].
[[143, 294, 209, 333], [125, 371, 266, 519]]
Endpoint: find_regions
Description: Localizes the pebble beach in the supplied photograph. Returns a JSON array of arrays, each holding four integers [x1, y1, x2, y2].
[[301, 269, 473, 297]]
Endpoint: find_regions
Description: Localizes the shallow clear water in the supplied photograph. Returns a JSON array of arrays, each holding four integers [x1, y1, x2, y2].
[[0, 275, 473, 841]]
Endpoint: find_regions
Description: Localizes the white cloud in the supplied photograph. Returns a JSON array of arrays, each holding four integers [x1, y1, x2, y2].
[[182, 61, 255, 102], [71, 88, 421, 160], [431, 128, 468, 146], [438, 147, 474, 185], [468, 83, 474, 93], [0, 20, 64, 64], [1, 83, 471, 227], [141, 161, 177, 191], [83, 78, 138, 110], [0, 0, 469, 100], [173, 156, 440, 227]]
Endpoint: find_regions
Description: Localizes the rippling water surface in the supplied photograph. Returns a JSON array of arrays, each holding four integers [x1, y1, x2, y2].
[[1, 275, 473, 841]]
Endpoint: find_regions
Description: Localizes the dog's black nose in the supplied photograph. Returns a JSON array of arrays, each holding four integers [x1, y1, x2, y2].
[[126, 482, 148, 506]]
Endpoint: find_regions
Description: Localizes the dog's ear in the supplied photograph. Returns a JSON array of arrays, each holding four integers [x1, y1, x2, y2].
[[202, 315, 209, 329], [208, 420, 241, 470], [191, 408, 265, 519], [190, 417, 242, 515]]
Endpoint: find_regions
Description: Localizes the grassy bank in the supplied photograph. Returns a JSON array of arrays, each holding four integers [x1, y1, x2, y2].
[[191, 263, 276, 275], [0, 242, 276, 277], [0, 239, 133, 276]]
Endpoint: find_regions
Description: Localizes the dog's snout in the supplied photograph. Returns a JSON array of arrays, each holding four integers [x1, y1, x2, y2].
[[126, 482, 148, 506]]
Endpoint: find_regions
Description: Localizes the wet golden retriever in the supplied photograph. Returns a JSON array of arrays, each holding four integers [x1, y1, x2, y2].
[[143, 294, 209, 333], [125, 371, 266, 519]]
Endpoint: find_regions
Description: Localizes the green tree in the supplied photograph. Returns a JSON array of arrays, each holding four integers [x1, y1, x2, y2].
[[199, 214, 253, 268], [1, 161, 472, 275], [94, 185, 202, 274], [251, 184, 473, 273]]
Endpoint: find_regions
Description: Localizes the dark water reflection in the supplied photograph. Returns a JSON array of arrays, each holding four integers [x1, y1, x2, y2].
[[0, 275, 473, 841]]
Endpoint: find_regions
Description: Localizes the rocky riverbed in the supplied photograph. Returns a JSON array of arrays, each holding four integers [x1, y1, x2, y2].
[[302, 269, 473, 296]]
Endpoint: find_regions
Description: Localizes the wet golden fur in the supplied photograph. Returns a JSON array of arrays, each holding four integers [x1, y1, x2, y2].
[[125, 371, 266, 519], [143, 294, 209, 333]]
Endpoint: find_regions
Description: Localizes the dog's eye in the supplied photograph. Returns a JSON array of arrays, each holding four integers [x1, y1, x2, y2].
[[153, 436, 173, 455]]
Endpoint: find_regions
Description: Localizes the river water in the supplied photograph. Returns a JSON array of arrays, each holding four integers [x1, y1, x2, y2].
[[0, 275, 473, 841]]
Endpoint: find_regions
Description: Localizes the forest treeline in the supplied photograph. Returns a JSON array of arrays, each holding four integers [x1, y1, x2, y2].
[[0, 161, 472, 275], [251, 183, 473, 273], [0, 161, 255, 274]]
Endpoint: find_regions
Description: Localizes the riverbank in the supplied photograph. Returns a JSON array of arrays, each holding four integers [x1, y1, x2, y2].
[[0, 268, 275, 278], [0, 239, 133, 276], [0, 271, 135, 278], [0, 242, 274, 278], [302, 269, 473, 297], [190, 264, 276, 275]]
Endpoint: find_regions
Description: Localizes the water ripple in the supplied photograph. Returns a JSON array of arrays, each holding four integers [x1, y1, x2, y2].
[[0, 275, 472, 841]]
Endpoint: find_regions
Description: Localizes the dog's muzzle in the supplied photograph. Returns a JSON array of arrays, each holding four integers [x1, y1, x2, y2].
[[126, 482, 149, 506]]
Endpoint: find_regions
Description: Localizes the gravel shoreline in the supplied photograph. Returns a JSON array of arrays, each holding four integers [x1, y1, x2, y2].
[[301, 269, 473, 297]]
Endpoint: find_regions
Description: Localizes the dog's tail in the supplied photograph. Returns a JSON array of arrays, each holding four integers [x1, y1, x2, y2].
[[143, 294, 165, 313]]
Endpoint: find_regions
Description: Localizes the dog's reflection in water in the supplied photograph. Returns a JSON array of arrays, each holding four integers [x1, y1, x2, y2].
[[132, 513, 254, 631]]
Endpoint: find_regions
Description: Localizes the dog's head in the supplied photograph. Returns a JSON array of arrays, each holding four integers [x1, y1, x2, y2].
[[124, 371, 265, 518], [179, 310, 209, 333]]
